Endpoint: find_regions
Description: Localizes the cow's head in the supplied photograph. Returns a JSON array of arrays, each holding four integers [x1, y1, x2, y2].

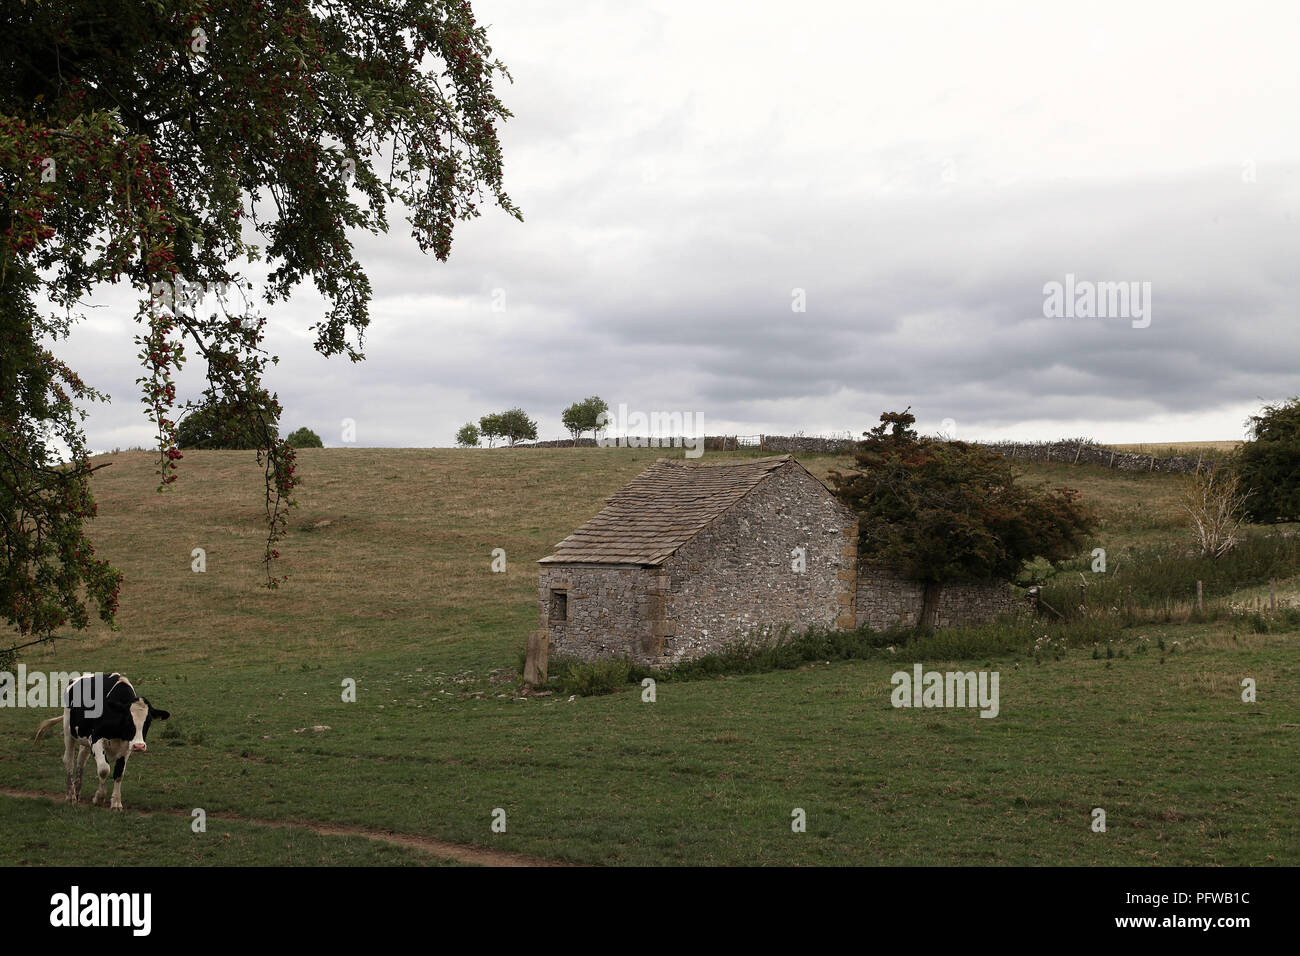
[[126, 697, 171, 753]]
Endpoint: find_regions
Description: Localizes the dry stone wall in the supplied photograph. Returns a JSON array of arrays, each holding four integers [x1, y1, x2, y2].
[[513, 435, 1224, 477], [855, 565, 1026, 631], [980, 439, 1221, 474]]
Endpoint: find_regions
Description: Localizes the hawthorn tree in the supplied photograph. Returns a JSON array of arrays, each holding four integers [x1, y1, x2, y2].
[[829, 410, 1095, 629], [1236, 397, 1300, 523], [1, 0, 520, 645]]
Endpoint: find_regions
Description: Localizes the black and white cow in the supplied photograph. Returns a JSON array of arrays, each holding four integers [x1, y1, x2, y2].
[[34, 673, 170, 810]]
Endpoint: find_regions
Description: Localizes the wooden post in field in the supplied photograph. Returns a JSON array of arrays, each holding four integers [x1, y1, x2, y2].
[[1270, 579, 1277, 613], [1108, 450, 1115, 468], [1196, 580, 1203, 613], [524, 630, 550, 687]]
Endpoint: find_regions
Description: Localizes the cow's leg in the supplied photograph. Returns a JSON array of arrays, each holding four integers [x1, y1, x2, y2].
[[74, 741, 92, 802], [90, 740, 111, 807], [110, 756, 128, 811], [61, 714, 76, 802]]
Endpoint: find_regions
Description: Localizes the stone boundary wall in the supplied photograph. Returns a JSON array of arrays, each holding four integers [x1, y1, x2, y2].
[[979, 439, 1222, 475], [513, 435, 859, 452], [855, 565, 1027, 632], [511, 435, 1225, 475]]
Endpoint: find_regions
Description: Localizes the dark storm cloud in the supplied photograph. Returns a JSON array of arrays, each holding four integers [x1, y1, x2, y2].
[[317, 164, 1296, 443]]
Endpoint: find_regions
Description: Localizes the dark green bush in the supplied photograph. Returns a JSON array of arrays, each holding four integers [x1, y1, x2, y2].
[[285, 427, 324, 448], [177, 397, 278, 449]]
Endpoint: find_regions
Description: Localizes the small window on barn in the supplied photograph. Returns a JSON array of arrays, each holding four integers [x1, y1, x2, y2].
[[549, 590, 568, 624]]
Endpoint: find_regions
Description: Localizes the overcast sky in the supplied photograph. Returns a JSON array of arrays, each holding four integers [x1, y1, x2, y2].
[[55, 0, 1300, 450]]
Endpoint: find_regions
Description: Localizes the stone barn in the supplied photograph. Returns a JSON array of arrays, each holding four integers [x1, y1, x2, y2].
[[532, 455, 1022, 669]]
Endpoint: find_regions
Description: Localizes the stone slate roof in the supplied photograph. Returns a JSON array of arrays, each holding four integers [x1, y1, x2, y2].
[[539, 455, 809, 566]]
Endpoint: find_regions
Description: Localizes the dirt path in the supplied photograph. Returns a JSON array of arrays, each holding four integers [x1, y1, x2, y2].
[[0, 787, 570, 867]]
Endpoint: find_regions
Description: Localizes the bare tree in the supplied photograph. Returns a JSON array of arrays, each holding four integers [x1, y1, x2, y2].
[[1182, 468, 1251, 557]]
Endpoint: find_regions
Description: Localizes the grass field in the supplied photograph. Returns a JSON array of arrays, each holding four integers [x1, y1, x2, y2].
[[1104, 441, 1242, 458], [1, 447, 1296, 865]]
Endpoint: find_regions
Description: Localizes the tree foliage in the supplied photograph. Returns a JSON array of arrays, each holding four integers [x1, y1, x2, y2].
[[828, 410, 1095, 627], [284, 427, 323, 449], [1, 0, 519, 642], [176, 394, 279, 449], [477, 412, 503, 448], [496, 406, 537, 446], [1236, 397, 1300, 523], [560, 395, 608, 442], [477, 408, 534, 446], [454, 422, 479, 447]]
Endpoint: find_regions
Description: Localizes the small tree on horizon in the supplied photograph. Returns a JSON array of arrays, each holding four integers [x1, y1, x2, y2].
[[176, 395, 280, 450], [284, 427, 323, 449], [561, 395, 610, 443], [455, 423, 481, 448], [498, 407, 538, 446], [478, 413, 504, 449], [829, 409, 1095, 629]]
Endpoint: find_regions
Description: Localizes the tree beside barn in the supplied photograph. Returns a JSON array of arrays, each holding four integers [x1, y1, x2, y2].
[[829, 410, 1094, 629]]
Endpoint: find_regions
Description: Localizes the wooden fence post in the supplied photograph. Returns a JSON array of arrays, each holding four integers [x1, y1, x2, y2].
[[1270, 579, 1277, 613], [1196, 580, 1203, 613], [524, 630, 550, 687]]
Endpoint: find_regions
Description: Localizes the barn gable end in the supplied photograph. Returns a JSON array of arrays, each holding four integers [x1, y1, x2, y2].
[[660, 460, 858, 663]]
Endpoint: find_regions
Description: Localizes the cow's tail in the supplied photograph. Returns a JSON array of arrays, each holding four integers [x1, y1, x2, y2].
[[34, 715, 63, 744]]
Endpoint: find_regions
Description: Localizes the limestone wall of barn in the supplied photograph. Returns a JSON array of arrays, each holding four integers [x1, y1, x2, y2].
[[656, 463, 858, 664], [536, 564, 659, 662]]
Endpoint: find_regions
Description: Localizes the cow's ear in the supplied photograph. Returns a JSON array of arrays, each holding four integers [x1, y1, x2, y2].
[[151, 707, 171, 721]]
